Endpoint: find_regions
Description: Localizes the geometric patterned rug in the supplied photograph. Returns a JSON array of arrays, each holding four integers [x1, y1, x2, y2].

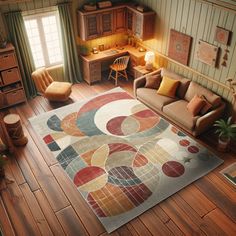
[[29, 87, 223, 233]]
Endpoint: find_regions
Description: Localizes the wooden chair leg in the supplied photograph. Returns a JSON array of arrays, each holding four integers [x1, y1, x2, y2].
[[108, 69, 113, 80], [115, 70, 118, 86], [124, 70, 128, 81]]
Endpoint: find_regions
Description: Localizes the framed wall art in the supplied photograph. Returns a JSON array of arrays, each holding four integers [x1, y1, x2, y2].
[[168, 29, 192, 66], [195, 40, 219, 67], [215, 26, 230, 45]]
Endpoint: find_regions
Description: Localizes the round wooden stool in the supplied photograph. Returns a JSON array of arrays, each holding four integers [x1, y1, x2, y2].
[[3, 114, 28, 146]]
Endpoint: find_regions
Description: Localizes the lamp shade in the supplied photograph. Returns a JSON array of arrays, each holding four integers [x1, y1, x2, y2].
[[144, 51, 155, 63]]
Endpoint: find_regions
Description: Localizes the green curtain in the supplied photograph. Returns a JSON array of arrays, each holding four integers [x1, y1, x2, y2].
[[58, 3, 82, 83], [5, 11, 37, 99]]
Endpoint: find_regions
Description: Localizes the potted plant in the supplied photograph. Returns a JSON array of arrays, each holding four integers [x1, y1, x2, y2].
[[214, 116, 236, 152], [0, 154, 7, 179], [0, 29, 7, 49]]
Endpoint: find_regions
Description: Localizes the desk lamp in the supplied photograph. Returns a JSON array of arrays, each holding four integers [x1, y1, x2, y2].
[[144, 51, 155, 70]]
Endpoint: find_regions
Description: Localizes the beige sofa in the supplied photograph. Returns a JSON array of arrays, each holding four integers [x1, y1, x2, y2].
[[134, 68, 225, 136]]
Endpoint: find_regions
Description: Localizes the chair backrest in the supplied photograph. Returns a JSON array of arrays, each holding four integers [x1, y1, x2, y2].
[[32, 68, 54, 94], [113, 56, 130, 69]]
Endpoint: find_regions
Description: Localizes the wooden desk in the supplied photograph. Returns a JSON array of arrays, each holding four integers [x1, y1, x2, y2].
[[80, 45, 146, 85], [133, 65, 157, 79]]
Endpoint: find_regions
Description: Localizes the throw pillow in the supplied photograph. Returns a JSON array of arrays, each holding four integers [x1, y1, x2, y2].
[[145, 74, 162, 89], [187, 95, 206, 116], [200, 95, 212, 115], [157, 76, 180, 98]]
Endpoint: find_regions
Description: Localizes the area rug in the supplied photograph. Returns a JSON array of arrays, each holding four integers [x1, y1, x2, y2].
[[220, 162, 236, 186], [29, 88, 223, 233]]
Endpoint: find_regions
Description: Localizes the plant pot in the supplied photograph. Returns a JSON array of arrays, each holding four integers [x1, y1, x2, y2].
[[217, 137, 230, 152]]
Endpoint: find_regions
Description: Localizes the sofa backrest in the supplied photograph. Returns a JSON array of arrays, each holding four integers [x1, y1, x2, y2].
[[161, 68, 190, 99], [185, 81, 221, 108]]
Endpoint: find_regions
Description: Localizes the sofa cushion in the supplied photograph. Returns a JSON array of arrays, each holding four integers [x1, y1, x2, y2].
[[163, 100, 199, 130], [200, 95, 213, 115], [161, 68, 190, 99], [136, 88, 178, 111], [157, 76, 180, 98], [145, 74, 162, 89], [187, 95, 206, 116], [185, 82, 221, 108]]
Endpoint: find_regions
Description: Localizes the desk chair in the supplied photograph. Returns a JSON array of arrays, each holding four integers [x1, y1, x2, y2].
[[108, 56, 130, 86], [32, 68, 72, 102]]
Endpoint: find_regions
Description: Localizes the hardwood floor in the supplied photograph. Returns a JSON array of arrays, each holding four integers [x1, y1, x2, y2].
[[0, 80, 236, 236]]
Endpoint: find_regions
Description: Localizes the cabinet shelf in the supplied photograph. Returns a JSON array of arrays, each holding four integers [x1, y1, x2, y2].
[[0, 44, 26, 109]]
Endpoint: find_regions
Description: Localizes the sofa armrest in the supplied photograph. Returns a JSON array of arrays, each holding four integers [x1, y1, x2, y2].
[[133, 68, 162, 98], [194, 102, 226, 136], [133, 76, 146, 97]]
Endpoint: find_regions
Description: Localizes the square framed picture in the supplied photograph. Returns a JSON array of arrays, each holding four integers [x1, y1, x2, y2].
[[215, 26, 230, 45], [168, 29, 192, 65], [195, 40, 219, 67]]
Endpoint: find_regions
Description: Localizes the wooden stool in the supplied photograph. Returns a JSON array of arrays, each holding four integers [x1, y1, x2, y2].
[[3, 114, 28, 146]]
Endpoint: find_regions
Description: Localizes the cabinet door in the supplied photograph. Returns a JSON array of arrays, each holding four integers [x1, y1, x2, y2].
[[114, 8, 126, 33], [126, 9, 134, 33], [85, 14, 100, 39], [133, 13, 143, 39], [100, 11, 113, 36]]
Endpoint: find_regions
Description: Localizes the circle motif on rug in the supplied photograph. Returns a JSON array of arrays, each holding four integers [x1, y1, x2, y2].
[[188, 145, 199, 153], [162, 161, 185, 177]]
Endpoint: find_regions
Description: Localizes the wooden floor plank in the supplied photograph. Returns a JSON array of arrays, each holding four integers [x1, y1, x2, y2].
[[0, 197, 15, 236], [1, 182, 40, 236], [173, 194, 226, 235], [14, 151, 40, 192], [165, 220, 184, 236], [178, 184, 216, 217], [204, 208, 236, 235], [20, 183, 53, 236], [8, 155, 25, 186], [34, 189, 65, 236], [139, 209, 173, 235], [129, 218, 152, 236], [56, 206, 88, 236], [195, 176, 236, 222], [159, 197, 204, 235], [17, 128, 70, 212], [50, 163, 105, 236]]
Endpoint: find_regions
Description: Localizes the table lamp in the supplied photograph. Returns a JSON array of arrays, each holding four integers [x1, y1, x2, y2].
[[144, 51, 155, 70]]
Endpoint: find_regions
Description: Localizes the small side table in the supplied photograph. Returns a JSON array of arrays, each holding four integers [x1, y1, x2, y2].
[[3, 114, 28, 146], [133, 65, 157, 79]]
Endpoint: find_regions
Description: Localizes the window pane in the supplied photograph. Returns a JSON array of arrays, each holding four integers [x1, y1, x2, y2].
[[24, 19, 45, 68], [42, 15, 63, 65]]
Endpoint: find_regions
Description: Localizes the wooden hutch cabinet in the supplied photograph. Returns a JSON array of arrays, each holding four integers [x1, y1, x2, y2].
[[78, 3, 155, 41], [0, 44, 26, 109], [113, 8, 126, 33]]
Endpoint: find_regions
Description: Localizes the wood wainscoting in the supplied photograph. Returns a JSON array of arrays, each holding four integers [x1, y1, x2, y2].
[[0, 80, 235, 236]]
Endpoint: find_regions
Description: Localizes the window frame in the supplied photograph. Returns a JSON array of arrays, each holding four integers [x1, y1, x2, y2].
[[24, 11, 63, 69]]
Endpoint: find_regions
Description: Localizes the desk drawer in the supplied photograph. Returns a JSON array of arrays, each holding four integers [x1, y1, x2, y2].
[[6, 89, 25, 105], [0, 52, 17, 70], [1, 68, 21, 85]]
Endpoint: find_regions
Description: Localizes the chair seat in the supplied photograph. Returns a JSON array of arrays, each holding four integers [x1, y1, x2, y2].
[[110, 64, 127, 71], [45, 81, 72, 101]]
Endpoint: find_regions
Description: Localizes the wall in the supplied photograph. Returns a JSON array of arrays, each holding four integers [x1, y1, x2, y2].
[[136, 0, 236, 103], [1, 0, 236, 102]]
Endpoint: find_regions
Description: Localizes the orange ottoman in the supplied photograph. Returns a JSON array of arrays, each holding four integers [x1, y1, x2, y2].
[[45, 81, 72, 102]]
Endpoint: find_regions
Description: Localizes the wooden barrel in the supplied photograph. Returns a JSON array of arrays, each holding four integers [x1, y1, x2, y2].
[[3, 114, 28, 146]]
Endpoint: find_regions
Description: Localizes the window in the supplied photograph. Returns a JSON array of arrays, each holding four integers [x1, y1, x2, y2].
[[24, 12, 63, 68]]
